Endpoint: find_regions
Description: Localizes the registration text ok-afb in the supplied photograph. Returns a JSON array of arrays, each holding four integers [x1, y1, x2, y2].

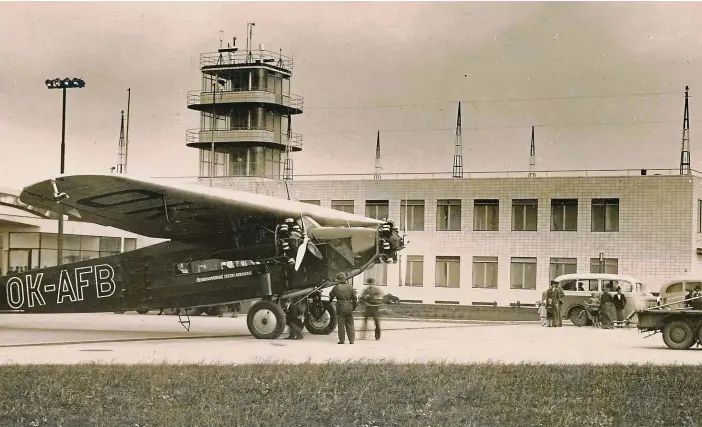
[[4, 264, 117, 310]]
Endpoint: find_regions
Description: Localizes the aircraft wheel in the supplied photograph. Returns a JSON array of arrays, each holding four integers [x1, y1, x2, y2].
[[305, 301, 337, 335], [136, 309, 149, 315], [247, 300, 286, 339], [662, 320, 695, 350]]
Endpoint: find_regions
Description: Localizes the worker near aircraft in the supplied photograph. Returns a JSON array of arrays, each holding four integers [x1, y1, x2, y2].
[[329, 274, 358, 344], [285, 298, 305, 340], [360, 278, 383, 340]]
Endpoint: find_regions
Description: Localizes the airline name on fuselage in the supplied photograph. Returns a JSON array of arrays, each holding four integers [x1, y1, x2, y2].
[[5, 264, 117, 310], [196, 270, 253, 283]]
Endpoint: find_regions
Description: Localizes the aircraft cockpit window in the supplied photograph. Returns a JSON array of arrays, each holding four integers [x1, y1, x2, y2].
[[175, 263, 190, 275]]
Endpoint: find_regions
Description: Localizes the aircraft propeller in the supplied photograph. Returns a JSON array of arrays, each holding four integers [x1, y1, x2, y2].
[[294, 234, 323, 271]]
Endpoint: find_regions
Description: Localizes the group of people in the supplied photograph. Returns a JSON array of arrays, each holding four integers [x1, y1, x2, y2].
[[285, 277, 385, 344], [684, 285, 702, 309], [538, 281, 628, 329]]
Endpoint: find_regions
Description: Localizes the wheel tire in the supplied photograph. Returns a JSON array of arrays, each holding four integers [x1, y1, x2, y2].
[[304, 301, 337, 335], [247, 300, 286, 339], [136, 309, 149, 315], [570, 308, 589, 327], [662, 320, 695, 350]]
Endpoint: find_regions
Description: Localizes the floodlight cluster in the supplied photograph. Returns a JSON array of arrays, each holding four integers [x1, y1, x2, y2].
[[45, 78, 86, 89]]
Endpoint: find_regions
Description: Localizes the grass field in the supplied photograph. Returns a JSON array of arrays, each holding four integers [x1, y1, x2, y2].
[[1, 362, 700, 427]]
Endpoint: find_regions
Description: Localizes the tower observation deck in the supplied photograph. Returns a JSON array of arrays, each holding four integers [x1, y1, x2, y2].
[[186, 33, 303, 180]]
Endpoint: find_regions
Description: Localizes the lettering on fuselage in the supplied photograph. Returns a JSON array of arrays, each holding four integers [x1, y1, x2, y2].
[[4, 264, 117, 310], [195, 270, 254, 283]]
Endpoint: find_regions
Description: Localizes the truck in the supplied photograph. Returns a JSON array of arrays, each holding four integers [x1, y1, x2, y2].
[[632, 294, 702, 350]]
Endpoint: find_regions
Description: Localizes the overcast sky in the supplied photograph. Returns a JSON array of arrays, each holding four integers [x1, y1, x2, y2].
[[0, 1, 700, 189]]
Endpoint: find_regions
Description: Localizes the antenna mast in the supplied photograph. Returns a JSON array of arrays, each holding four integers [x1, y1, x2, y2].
[[116, 110, 126, 173], [452, 102, 463, 178], [124, 88, 131, 174], [680, 85, 691, 175], [374, 131, 382, 179], [246, 22, 255, 63], [528, 126, 536, 178]]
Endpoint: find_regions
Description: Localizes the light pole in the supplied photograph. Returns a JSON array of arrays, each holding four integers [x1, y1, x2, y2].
[[45, 77, 85, 266]]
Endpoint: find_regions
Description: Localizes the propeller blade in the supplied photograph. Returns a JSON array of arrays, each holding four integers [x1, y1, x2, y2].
[[294, 236, 309, 271], [308, 241, 323, 259]]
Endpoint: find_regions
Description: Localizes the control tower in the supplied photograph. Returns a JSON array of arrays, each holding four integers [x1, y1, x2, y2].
[[186, 28, 303, 180]]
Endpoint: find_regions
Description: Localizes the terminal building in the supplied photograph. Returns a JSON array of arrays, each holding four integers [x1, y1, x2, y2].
[[0, 188, 156, 277], [181, 35, 702, 305]]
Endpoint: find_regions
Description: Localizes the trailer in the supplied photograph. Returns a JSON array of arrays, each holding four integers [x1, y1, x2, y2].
[[632, 295, 702, 350]]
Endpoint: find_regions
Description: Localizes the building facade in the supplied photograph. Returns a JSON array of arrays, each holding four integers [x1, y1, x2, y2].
[[191, 172, 702, 306], [0, 188, 158, 276], [180, 34, 700, 306]]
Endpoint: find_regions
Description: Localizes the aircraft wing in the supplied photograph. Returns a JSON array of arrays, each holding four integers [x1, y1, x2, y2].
[[19, 174, 384, 241]]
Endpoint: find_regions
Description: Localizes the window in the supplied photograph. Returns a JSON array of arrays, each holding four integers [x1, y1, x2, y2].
[[510, 257, 537, 289], [472, 256, 498, 288], [512, 199, 538, 231], [435, 256, 460, 287], [436, 199, 461, 231], [561, 279, 598, 292], [405, 255, 424, 286], [299, 200, 320, 206], [549, 258, 577, 281], [331, 200, 354, 214], [400, 200, 425, 231], [365, 200, 389, 220], [589, 257, 618, 274], [124, 238, 137, 252], [699, 200, 702, 233], [591, 198, 619, 232], [551, 199, 578, 231], [364, 263, 388, 286], [474, 199, 499, 231]]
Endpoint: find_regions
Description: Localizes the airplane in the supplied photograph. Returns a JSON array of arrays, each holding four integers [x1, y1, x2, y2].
[[0, 173, 405, 339]]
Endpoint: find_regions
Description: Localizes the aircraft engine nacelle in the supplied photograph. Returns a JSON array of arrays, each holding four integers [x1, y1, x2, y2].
[[377, 220, 404, 263]]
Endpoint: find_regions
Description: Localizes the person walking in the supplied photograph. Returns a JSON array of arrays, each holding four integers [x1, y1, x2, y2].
[[329, 278, 358, 344], [360, 278, 383, 340]]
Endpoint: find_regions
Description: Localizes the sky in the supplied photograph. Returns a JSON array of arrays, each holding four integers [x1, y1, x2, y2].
[[0, 1, 700, 189]]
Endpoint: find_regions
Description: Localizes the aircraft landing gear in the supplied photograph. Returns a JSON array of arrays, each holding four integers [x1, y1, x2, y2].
[[247, 299, 286, 339], [304, 299, 337, 335]]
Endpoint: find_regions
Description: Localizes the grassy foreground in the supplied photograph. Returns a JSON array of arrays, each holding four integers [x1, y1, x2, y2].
[[1, 362, 700, 427]]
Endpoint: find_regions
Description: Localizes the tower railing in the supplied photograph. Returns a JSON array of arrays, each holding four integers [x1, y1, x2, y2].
[[199, 50, 294, 72], [186, 128, 303, 149], [187, 89, 304, 110]]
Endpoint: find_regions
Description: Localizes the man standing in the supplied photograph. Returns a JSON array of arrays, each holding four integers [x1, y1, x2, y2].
[[329, 276, 358, 344], [612, 286, 627, 327], [551, 281, 565, 327], [599, 289, 616, 329], [360, 278, 383, 340], [541, 282, 555, 327]]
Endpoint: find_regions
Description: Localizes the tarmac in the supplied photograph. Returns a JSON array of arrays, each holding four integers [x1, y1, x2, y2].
[[0, 312, 700, 365]]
